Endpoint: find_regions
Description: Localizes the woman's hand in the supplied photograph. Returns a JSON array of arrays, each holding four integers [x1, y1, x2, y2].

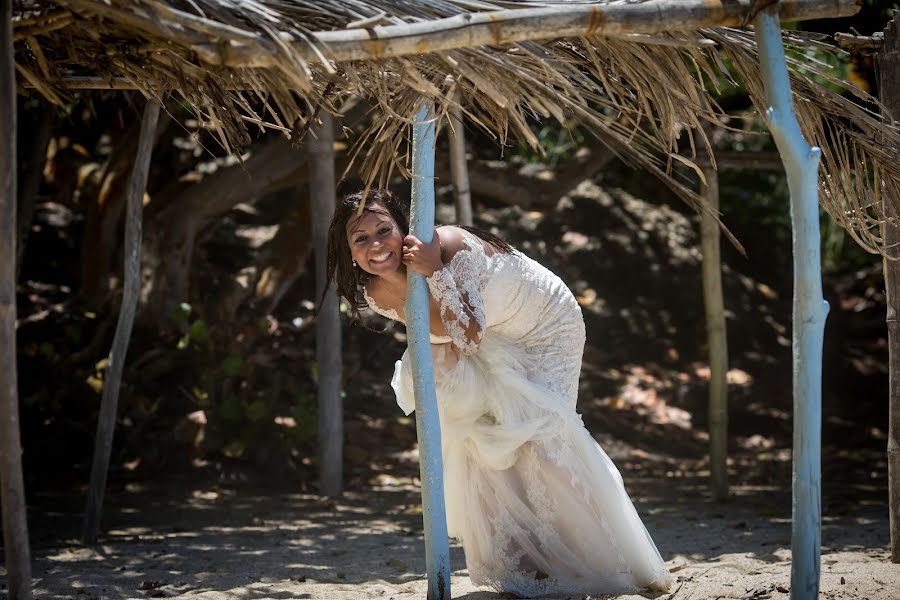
[[402, 231, 443, 277]]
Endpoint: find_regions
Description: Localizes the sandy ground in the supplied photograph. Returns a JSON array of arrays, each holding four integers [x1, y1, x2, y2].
[[10, 468, 896, 600]]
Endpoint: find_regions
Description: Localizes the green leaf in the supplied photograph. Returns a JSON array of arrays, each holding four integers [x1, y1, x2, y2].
[[173, 302, 192, 322], [176, 334, 190, 350], [220, 394, 242, 422], [189, 320, 209, 344], [222, 440, 245, 458], [221, 355, 243, 377], [245, 399, 268, 422], [86, 375, 104, 394]]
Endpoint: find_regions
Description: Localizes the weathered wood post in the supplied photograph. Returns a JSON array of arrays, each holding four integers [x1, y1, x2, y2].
[[310, 111, 343, 497], [754, 8, 829, 599], [406, 102, 451, 600], [448, 90, 473, 226], [83, 99, 161, 544], [700, 161, 729, 502], [1, 1, 34, 597], [877, 13, 900, 564]]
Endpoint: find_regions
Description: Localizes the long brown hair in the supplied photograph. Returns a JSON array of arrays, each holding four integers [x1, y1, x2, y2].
[[325, 189, 513, 316]]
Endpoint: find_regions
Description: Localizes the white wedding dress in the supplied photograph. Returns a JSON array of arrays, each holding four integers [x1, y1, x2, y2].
[[365, 229, 672, 597]]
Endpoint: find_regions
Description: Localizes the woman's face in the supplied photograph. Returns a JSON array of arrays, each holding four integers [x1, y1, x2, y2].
[[345, 206, 404, 277]]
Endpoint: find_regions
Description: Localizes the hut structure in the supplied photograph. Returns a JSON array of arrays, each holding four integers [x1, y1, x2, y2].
[[4, 1, 900, 600]]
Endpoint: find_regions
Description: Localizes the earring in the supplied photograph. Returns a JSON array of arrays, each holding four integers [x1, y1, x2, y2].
[[352, 259, 358, 267]]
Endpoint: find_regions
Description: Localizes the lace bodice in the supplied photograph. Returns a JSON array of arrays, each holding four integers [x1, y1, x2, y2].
[[363, 230, 493, 351], [367, 229, 585, 401]]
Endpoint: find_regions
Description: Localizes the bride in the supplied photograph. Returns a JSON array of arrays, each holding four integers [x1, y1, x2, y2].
[[326, 189, 673, 597]]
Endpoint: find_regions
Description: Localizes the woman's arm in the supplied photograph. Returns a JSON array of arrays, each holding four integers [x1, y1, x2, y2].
[[403, 226, 485, 354]]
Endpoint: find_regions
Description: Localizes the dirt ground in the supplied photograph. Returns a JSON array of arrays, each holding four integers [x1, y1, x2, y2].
[[17, 436, 899, 600]]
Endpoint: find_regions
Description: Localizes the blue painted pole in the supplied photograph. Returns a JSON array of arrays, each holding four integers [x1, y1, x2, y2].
[[754, 9, 830, 600], [406, 101, 451, 600]]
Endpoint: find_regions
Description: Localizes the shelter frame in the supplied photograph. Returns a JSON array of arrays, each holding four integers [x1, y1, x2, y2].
[[3, 2, 876, 600]]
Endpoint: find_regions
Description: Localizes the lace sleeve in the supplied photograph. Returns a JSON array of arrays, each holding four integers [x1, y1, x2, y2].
[[425, 246, 486, 355]]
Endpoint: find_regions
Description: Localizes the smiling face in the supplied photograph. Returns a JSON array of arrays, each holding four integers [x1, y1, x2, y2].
[[345, 204, 404, 277]]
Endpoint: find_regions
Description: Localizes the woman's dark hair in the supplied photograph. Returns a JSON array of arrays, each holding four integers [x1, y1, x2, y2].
[[326, 188, 514, 314]]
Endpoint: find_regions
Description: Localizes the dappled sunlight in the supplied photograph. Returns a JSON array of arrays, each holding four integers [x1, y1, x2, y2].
[[29, 479, 895, 600]]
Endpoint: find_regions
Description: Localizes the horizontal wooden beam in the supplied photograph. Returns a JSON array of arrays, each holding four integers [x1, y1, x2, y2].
[[18, 0, 861, 90], [835, 31, 884, 52], [202, 0, 860, 68], [55, 0, 865, 68]]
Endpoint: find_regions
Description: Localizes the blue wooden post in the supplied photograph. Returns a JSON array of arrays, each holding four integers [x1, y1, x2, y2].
[[406, 101, 451, 600], [754, 9, 830, 600]]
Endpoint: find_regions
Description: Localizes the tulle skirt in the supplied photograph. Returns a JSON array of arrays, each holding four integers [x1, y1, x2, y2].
[[392, 334, 673, 597]]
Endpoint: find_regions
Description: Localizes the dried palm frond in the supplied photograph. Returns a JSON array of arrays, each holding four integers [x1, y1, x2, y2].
[[709, 26, 900, 258], [10, 0, 900, 256]]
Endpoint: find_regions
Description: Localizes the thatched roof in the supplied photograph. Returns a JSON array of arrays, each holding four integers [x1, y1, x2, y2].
[[11, 0, 900, 256]]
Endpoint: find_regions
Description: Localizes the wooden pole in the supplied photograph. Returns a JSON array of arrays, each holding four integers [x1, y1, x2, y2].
[[876, 13, 900, 564], [0, 1, 34, 597], [406, 102, 451, 600], [700, 162, 729, 502], [754, 8, 829, 600], [310, 111, 343, 497], [82, 99, 160, 544], [57, 0, 860, 74], [447, 91, 472, 226]]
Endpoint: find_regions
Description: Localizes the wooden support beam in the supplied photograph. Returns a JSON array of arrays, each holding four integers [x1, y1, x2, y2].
[[835, 31, 884, 53], [199, 0, 861, 68], [0, 0, 34, 597], [18, 0, 861, 89], [754, 7, 829, 600], [406, 102, 451, 600], [700, 162, 729, 503], [876, 14, 900, 564], [447, 90, 473, 226], [310, 112, 343, 497], [82, 99, 161, 544]]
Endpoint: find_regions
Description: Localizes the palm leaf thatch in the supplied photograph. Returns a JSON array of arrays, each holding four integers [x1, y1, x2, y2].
[[10, 0, 900, 256]]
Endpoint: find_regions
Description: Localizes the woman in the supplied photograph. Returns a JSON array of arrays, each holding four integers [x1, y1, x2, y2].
[[326, 189, 672, 597]]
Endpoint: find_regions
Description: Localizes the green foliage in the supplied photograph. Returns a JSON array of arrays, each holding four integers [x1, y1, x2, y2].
[[510, 120, 585, 168], [169, 301, 319, 463], [220, 355, 243, 377]]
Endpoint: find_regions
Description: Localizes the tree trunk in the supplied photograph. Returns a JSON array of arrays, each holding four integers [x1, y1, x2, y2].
[[309, 112, 343, 496], [83, 99, 161, 544], [79, 120, 142, 303], [0, 0, 34, 596], [434, 138, 615, 209], [700, 162, 728, 502], [252, 196, 313, 315], [141, 136, 313, 328], [877, 13, 900, 564]]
